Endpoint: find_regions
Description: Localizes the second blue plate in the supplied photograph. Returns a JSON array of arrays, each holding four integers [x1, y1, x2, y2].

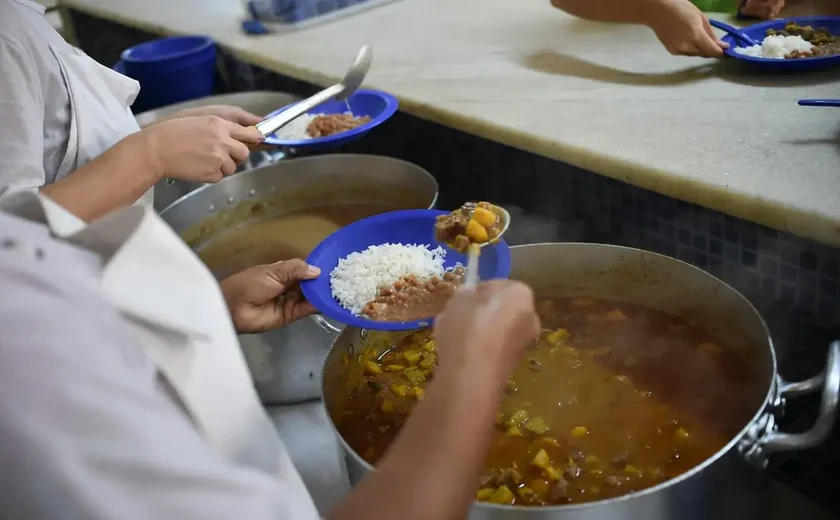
[[721, 16, 840, 71]]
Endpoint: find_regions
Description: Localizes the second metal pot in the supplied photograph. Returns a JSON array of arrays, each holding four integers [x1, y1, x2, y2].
[[321, 243, 839, 520]]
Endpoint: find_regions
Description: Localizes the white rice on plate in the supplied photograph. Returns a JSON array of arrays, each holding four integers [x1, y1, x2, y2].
[[330, 244, 448, 315], [272, 113, 317, 141], [734, 34, 813, 59]]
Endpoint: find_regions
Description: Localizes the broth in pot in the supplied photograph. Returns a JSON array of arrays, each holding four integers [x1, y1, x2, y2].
[[335, 296, 764, 506], [194, 203, 393, 279]]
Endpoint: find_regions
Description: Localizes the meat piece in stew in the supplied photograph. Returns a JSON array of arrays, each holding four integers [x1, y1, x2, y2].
[[766, 22, 840, 58], [435, 201, 504, 253]]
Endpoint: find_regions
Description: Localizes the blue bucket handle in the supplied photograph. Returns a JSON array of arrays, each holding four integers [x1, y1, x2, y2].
[[113, 60, 126, 74]]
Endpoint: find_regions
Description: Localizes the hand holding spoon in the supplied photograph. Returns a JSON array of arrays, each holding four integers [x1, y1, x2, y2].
[[160, 45, 374, 185]]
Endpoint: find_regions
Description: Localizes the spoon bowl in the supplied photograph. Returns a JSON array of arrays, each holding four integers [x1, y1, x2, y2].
[[461, 204, 510, 288], [482, 205, 511, 248], [336, 44, 372, 100]]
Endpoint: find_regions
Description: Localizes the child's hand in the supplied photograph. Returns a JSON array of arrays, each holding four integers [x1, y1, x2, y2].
[[740, 0, 785, 20], [647, 0, 730, 57]]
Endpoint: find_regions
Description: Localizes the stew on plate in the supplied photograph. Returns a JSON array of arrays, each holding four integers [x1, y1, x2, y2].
[[361, 267, 465, 322]]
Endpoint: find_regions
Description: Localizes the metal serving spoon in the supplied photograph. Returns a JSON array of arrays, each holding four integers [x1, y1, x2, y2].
[[374, 205, 510, 361], [163, 45, 373, 185], [463, 205, 511, 289], [253, 44, 373, 138]]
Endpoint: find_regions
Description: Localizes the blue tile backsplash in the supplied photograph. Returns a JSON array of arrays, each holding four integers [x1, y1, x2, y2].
[[68, 9, 840, 514]]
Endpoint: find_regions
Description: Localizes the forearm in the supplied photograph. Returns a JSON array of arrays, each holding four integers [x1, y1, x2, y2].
[[40, 132, 160, 221], [329, 363, 504, 520], [550, 0, 667, 24]]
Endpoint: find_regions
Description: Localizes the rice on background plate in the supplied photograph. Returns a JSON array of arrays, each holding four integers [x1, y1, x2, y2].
[[734, 34, 813, 59], [330, 244, 448, 315], [272, 114, 317, 141]]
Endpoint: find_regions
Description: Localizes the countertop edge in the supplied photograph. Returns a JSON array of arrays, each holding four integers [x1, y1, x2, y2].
[[59, 2, 840, 248]]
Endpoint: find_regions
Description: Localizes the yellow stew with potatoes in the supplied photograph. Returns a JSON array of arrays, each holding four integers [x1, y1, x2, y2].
[[335, 297, 763, 506]]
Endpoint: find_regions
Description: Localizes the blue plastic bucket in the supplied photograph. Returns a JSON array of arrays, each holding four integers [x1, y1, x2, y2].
[[115, 36, 217, 113]]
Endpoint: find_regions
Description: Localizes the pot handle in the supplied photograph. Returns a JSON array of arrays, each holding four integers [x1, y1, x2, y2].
[[762, 340, 840, 454], [313, 315, 343, 336]]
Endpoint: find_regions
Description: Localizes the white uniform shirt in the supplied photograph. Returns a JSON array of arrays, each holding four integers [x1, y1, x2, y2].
[[0, 0, 153, 206], [0, 193, 321, 520]]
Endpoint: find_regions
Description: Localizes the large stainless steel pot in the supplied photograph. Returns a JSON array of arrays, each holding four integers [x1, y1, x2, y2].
[[161, 154, 438, 404], [321, 243, 840, 520]]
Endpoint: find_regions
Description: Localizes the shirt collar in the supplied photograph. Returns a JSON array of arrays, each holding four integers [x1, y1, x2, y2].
[[10, 0, 47, 15], [1, 191, 215, 340]]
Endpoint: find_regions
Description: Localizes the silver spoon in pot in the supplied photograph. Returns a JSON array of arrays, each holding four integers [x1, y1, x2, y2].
[[375, 204, 509, 361], [463, 205, 510, 288], [437, 203, 510, 289]]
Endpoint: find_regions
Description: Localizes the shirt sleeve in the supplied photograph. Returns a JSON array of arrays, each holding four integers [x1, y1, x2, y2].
[[0, 36, 47, 197], [0, 220, 315, 520]]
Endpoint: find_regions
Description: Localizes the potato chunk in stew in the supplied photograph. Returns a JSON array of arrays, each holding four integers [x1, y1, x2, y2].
[[336, 298, 762, 506], [435, 201, 505, 253]]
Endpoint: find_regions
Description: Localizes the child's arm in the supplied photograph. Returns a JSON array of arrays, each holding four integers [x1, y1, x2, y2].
[[549, 0, 669, 24], [550, 0, 730, 58]]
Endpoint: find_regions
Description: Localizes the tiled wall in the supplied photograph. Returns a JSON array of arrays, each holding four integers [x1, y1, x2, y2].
[[70, 9, 840, 513]]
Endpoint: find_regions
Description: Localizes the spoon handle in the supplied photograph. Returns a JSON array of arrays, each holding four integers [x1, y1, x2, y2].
[[709, 19, 760, 46], [255, 82, 346, 138], [464, 245, 480, 289], [798, 99, 840, 107]]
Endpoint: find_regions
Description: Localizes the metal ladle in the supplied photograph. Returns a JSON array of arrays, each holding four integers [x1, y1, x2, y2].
[[463, 205, 511, 289], [253, 44, 373, 138], [163, 44, 373, 185], [376, 204, 510, 361]]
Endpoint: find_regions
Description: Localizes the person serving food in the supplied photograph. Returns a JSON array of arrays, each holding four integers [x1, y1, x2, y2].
[[0, 187, 541, 520], [0, 0, 264, 221]]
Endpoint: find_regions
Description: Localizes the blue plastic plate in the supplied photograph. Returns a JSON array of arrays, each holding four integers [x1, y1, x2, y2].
[[722, 17, 840, 71], [262, 89, 399, 150], [301, 209, 512, 331]]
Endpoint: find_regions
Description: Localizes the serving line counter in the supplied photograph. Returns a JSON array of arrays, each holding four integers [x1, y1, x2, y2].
[[59, 0, 840, 246]]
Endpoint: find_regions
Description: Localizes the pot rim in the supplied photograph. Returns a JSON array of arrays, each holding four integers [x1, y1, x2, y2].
[[157, 153, 440, 217], [321, 242, 778, 512]]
